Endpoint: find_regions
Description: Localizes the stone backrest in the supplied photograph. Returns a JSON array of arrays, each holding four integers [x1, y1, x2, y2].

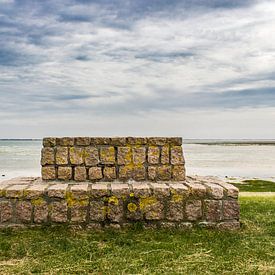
[[41, 137, 185, 182]]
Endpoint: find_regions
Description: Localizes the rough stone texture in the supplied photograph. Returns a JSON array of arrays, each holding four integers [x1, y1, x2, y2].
[[100, 147, 115, 164], [70, 147, 84, 165], [41, 148, 55, 165], [117, 147, 132, 165], [43, 137, 56, 147], [47, 183, 68, 198], [57, 137, 74, 146], [0, 201, 13, 223], [89, 167, 103, 180], [75, 137, 90, 146], [58, 167, 72, 180], [70, 203, 88, 223], [33, 200, 48, 223], [186, 200, 202, 221], [204, 200, 222, 221], [132, 147, 146, 164], [16, 201, 32, 223], [223, 200, 240, 220], [56, 147, 68, 165], [172, 165, 186, 181], [171, 146, 184, 165], [148, 146, 160, 164], [90, 200, 106, 221], [84, 147, 99, 166], [103, 167, 116, 181], [50, 201, 68, 223], [74, 166, 87, 181], [42, 166, 56, 180], [161, 145, 170, 164]]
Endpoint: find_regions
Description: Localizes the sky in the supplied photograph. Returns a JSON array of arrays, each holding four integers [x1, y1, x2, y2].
[[0, 0, 275, 139]]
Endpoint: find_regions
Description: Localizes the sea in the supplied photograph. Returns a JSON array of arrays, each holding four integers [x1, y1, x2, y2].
[[0, 139, 275, 182]]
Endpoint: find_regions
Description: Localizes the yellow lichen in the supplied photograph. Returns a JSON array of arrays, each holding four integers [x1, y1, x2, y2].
[[130, 192, 135, 197], [31, 197, 45, 206], [139, 196, 157, 210], [171, 193, 183, 203], [108, 196, 119, 205], [127, 202, 137, 212]]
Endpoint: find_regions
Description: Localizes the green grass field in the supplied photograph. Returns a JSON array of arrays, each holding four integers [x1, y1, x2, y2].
[[232, 179, 275, 192], [0, 195, 274, 274]]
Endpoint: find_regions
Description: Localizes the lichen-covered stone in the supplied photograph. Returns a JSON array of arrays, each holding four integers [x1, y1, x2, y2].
[[16, 201, 32, 223], [100, 146, 115, 164], [110, 137, 127, 146], [47, 183, 68, 198], [42, 166, 56, 180], [108, 198, 124, 222], [33, 200, 48, 223], [90, 200, 106, 221], [84, 147, 99, 166], [0, 201, 13, 222], [50, 201, 68, 223], [148, 137, 167, 146], [142, 199, 164, 220], [43, 137, 56, 147], [103, 167, 116, 180], [41, 148, 55, 165], [69, 147, 84, 165], [126, 137, 147, 145], [217, 182, 239, 198], [119, 165, 132, 180], [169, 137, 182, 146], [172, 165, 185, 181], [132, 166, 146, 181], [150, 182, 170, 198], [57, 137, 74, 146], [89, 167, 103, 180], [56, 147, 68, 165], [185, 200, 202, 221], [90, 183, 109, 198], [25, 183, 48, 199], [74, 166, 87, 181], [148, 146, 160, 164], [166, 200, 184, 221], [132, 182, 151, 197], [203, 182, 224, 199], [161, 145, 169, 164], [70, 203, 88, 223], [171, 146, 184, 165], [5, 184, 29, 198], [204, 200, 222, 221], [111, 183, 130, 198], [91, 137, 110, 145], [117, 147, 132, 165], [157, 165, 172, 180], [126, 202, 142, 220], [148, 166, 157, 180], [185, 180, 206, 198], [75, 137, 90, 146], [223, 200, 240, 220], [132, 146, 146, 164], [58, 167, 72, 180], [70, 184, 89, 200]]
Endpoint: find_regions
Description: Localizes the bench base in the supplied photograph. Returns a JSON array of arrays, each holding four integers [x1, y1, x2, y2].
[[0, 176, 240, 230]]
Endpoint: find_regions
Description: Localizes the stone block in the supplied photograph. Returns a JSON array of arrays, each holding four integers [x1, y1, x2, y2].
[[75, 137, 90, 146], [171, 146, 184, 165], [117, 147, 132, 165], [203, 182, 224, 199], [41, 148, 55, 165], [185, 180, 206, 198], [90, 200, 106, 221], [172, 165, 185, 180], [70, 204, 88, 223], [217, 182, 239, 198], [148, 137, 167, 146], [5, 184, 29, 198], [185, 200, 202, 221], [25, 182, 48, 199], [43, 137, 56, 147], [148, 146, 160, 164], [108, 197, 124, 222], [84, 147, 99, 166], [111, 183, 130, 198], [89, 167, 103, 180], [56, 147, 68, 165], [57, 137, 74, 146], [126, 137, 147, 145], [42, 166, 56, 180], [47, 183, 68, 198], [132, 166, 146, 181], [223, 200, 240, 220], [204, 200, 222, 221], [70, 184, 89, 200], [110, 137, 127, 146], [69, 147, 84, 165], [142, 199, 164, 220], [100, 146, 115, 164], [0, 201, 13, 223], [126, 201, 142, 220], [90, 183, 109, 198], [150, 182, 170, 198], [103, 167, 116, 180], [148, 166, 157, 180], [132, 182, 151, 197], [161, 145, 169, 164], [16, 201, 32, 223], [33, 199, 48, 223], [91, 137, 110, 145], [119, 165, 132, 180], [57, 167, 72, 180], [74, 166, 87, 181], [50, 201, 68, 223], [166, 200, 184, 221], [169, 137, 182, 146], [157, 165, 172, 180], [132, 146, 146, 164]]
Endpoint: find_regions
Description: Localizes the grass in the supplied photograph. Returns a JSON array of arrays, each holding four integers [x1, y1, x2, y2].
[[232, 179, 275, 192], [0, 196, 274, 274]]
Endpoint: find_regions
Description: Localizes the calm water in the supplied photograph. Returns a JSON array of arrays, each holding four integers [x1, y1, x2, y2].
[[0, 139, 275, 181]]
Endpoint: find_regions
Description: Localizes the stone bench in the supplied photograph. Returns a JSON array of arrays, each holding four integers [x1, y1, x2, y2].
[[0, 137, 240, 229]]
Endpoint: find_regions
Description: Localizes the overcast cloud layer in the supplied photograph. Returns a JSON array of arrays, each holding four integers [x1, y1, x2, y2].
[[0, 0, 275, 138]]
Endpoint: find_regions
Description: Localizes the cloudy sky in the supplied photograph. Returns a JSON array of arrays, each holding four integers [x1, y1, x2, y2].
[[0, 0, 275, 139]]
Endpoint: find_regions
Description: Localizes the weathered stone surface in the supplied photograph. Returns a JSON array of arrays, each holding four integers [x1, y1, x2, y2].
[[111, 183, 130, 198], [57, 167, 72, 180], [117, 147, 132, 165], [132, 166, 146, 181], [203, 182, 224, 199], [0, 201, 13, 222], [148, 137, 167, 146], [75, 137, 90, 146], [47, 183, 68, 198], [166, 200, 184, 221], [41, 148, 55, 165], [90, 183, 109, 198], [50, 201, 68, 223], [57, 137, 74, 146], [103, 167, 116, 180], [16, 201, 32, 223], [91, 137, 110, 145], [100, 146, 115, 164], [84, 147, 99, 166], [171, 146, 184, 165], [204, 200, 222, 221], [150, 182, 170, 198], [89, 167, 103, 180], [5, 184, 29, 198], [127, 137, 147, 145], [126, 201, 142, 220], [172, 165, 185, 181], [25, 182, 48, 199], [148, 146, 160, 164], [132, 146, 146, 164], [132, 182, 151, 197], [70, 184, 89, 200], [159, 222, 177, 228], [169, 137, 182, 146], [178, 222, 193, 230], [148, 166, 157, 180], [108, 198, 124, 222], [56, 147, 68, 165], [43, 137, 56, 147], [70, 204, 88, 223], [223, 200, 240, 220], [69, 147, 84, 165], [110, 137, 127, 146], [185, 200, 202, 221], [161, 145, 169, 164], [185, 180, 206, 198], [157, 165, 172, 180], [142, 199, 164, 220], [74, 166, 87, 181], [33, 200, 48, 223], [90, 200, 106, 221], [119, 165, 132, 180], [217, 182, 239, 198], [42, 166, 56, 180]]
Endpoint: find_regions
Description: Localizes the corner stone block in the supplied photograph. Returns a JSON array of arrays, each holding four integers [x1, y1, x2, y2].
[[161, 145, 170, 164], [217, 182, 239, 198], [24, 182, 48, 199], [58, 167, 72, 180], [168, 137, 182, 146], [50, 201, 68, 223], [204, 200, 222, 222], [69, 147, 84, 165], [33, 200, 48, 223], [132, 146, 146, 164], [75, 137, 91, 146], [157, 165, 172, 181], [103, 167, 116, 181], [42, 166, 56, 180], [185, 200, 202, 221], [223, 200, 240, 220], [43, 137, 56, 147], [89, 167, 103, 181], [57, 137, 74, 146], [0, 201, 13, 223], [185, 180, 206, 198], [56, 147, 69, 165], [117, 147, 132, 165], [203, 182, 224, 199], [148, 137, 167, 146], [100, 146, 115, 164], [148, 146, 160, 164], [74, 166, 87, 181], [171, 146, 185, 165], [172, 165, 185, 181], [16, 201, 32, 223], [84, 147, 99, 166], [41, 148, 55, 165], [90, 200, 106, 221]]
